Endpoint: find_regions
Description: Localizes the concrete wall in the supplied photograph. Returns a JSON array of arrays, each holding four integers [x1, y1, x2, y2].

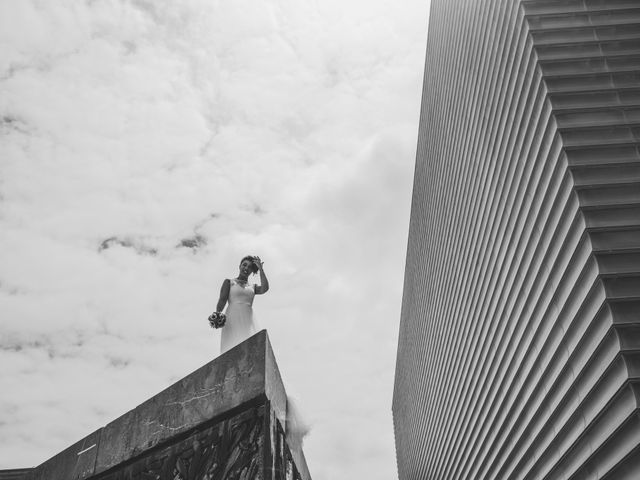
[[0, 470, 33, 480], [393, 1, 640, 479], [22, 330, 310, 480]]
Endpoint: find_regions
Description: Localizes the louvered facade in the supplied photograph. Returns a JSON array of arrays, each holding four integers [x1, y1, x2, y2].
[[393, 1, 640, 479]]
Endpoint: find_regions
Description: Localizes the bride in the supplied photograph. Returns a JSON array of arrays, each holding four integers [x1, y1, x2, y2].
[[210, 255, 309, 444], [212, 255, 269, 353]]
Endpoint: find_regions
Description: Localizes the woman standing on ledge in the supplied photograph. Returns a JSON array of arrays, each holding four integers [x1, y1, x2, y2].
[[212, 256, 308, 443], [212, 255, 269, 353]]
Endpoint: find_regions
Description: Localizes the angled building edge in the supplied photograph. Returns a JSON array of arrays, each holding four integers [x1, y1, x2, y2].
[[393, 0, 640, 479], [5, 330, 310, 480]]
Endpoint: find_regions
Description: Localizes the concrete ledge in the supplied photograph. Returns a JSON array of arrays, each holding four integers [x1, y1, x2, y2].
[[25, 330, 292, 480], [0, 469, 33, 480]]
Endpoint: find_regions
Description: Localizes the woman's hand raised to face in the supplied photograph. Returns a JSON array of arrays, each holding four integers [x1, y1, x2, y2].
[[252, 256, 269, 295]]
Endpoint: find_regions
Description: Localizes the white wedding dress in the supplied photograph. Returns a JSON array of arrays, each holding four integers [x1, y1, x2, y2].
[[220, 278, 257, 353], [219, 278, 310, 444]]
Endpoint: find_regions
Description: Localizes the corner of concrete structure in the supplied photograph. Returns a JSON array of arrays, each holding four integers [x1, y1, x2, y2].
[[26, 329, 305, 480], [263, 329, 287, 424], [23, 429, 101, 480], [263, 330, 311, 480], [93, 329, 271, 474], [285, 402, 312, 480]]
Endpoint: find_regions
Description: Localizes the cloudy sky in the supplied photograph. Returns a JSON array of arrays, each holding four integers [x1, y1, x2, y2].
[[0, 1, 429, 478]]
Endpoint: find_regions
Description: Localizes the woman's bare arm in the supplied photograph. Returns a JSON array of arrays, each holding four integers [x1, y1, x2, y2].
[[216, 278, 230, 311], [254, 259, 269, 295]]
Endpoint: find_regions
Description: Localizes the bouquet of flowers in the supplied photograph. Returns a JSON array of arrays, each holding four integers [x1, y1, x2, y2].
[[208, 311, 226, 329]]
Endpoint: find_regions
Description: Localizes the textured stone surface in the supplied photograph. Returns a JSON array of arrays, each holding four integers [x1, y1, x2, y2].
[[99, 405, 266, 480], [25, 330, 310, 480], [0, 470, 33, 480], [24, 430, 100, 480], [265, 337, 287, 424], [268, 408, 305, 480], [93, 401, 305, 480], [94, 331, 271, 474]]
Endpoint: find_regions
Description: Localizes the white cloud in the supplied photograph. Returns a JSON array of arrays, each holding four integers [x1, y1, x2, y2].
[[0, 0, 430, 478]]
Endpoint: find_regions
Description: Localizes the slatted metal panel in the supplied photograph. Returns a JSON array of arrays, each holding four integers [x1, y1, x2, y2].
[[393, 1, 640, 479]]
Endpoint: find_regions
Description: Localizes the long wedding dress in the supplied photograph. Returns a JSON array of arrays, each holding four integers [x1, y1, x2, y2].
[[220, 278, 257, 353], [219, 278, 310, 444]]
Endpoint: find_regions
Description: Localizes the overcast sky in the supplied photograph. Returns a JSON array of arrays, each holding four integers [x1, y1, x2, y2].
[[0, 1, 429, 478]]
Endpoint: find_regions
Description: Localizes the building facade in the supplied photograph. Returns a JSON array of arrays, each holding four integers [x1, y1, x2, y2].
[[393, 1, 640, 479]]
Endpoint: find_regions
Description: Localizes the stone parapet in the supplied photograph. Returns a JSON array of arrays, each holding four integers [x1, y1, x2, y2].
[[0, 470, 33, 480], [23, 330, 310, 480]]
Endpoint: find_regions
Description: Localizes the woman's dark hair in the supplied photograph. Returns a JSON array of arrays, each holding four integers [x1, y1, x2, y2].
[[240, 255, 259, 274]]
